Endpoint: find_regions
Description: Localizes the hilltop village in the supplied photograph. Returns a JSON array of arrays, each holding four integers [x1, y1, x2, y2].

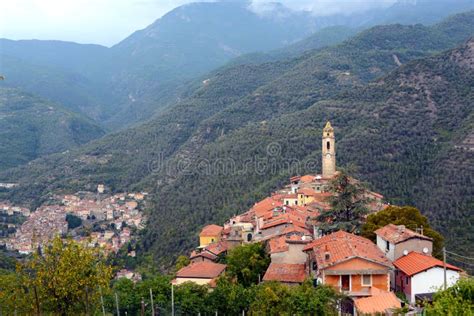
[[174, 122, 463, 315], [0, 190, 147, 255]]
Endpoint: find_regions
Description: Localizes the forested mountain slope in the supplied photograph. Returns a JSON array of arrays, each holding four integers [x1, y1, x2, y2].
[[0, 87, 105, 171], [1, 12, 473, 266]]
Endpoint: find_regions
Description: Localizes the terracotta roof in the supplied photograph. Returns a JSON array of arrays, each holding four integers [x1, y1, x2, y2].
[[190, 250, 217, 261], [205, 240, 228, 256], [252, 197, 283, 218], [268, 236, 289, 253], [303, 231, 392, 269], [393, 252, 462, 276], [355, 291, 401, 314], [261, 213, 307, 230], [297, 188, 317, 196], [200, 224, 223, 237], [282, 224, 311, 235], [263, 263, 306, 283], [375, 224, 432, 244], [176, 261, 226, 279], [300, 175, 315, 183]]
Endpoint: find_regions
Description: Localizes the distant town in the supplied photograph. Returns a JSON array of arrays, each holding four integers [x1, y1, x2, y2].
[[0, 189, 147, 256]]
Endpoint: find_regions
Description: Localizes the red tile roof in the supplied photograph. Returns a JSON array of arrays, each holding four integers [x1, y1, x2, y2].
[[393, 252, 462, 276], [205, 240, 228, 256], [268, 236, 289, 253], [263, 263, 306, 283], [355, 291, 401, 314], [190, 250, 217, 261], [260, 213, 307, 230], [176, 261, 226, 279], [252, 197, 283, 218], [282, 224, 311, 235], [297, 188, 317, 196], [300, 175, 315, 183], [303, 231, 392, 269], [375, 224, 432, 244], [200, 224, 223, 237]]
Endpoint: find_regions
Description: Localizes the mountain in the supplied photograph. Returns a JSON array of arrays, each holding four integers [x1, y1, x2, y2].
[[2, 0, 473, 131], [0, 87, 105, 171], [1, 11, 473, 267]]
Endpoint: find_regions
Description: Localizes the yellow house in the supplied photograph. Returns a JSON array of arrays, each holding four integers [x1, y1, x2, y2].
[[199, 224, 223, 247], [297, 188, 317, 206]]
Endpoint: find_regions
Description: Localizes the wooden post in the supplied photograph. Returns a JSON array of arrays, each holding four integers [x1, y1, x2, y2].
[[85, 286, 90, 316], [150, 288, 155, 316], [100, 287, 106, 316], [33, 285, 41, 316], [141, 297, 145, 316], [171, 284, 175, 316], [443, 247, 447, 290], [115, 292, 120, 316]]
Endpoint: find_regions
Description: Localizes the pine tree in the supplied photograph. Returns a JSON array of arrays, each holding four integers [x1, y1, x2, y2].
[[317, 167, 370, 233]]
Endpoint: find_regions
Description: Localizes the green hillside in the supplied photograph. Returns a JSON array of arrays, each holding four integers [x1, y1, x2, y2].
[[0, 87, 105, 171], [1, 12, 473, 267]]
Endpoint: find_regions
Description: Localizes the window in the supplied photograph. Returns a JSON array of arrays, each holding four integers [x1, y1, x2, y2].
[[386, 240, 390, 251], [327, 141, 330, 150], [312, 261, 317, 271], [341, 275, 350, 291], [405, 276, 409, 285], [247, 233, 252, 242], [362, 274, 372, 286]]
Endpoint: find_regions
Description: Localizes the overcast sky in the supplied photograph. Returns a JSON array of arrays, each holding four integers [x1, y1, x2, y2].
[[0, 0, 396, 47]]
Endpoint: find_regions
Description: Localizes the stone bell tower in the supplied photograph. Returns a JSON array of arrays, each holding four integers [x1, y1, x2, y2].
[[322, 121, 336, 177]]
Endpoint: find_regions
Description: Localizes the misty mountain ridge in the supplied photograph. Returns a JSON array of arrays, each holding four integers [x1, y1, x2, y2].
[[1, 0, 473, 132]]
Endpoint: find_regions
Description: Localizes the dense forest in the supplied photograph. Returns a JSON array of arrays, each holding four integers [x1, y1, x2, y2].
[[1, 11, 473, 268]]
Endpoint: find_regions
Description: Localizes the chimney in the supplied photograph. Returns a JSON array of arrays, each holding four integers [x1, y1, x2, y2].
[[398, 225, 405, 233]]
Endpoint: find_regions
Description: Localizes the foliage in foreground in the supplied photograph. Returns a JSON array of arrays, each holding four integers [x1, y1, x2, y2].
[[0, 236, 112, 315], [425, 278, 474, 315]]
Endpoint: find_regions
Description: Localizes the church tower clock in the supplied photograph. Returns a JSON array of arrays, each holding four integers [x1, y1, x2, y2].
[[322, 121, 336, 177]]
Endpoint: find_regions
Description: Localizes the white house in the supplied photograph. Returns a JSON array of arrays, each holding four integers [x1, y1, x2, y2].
[[375, 224, 433, 262], [393, 251, 462, 303]]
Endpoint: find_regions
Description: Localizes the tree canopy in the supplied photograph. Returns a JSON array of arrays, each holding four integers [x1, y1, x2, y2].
[[0, 236, 112, 315], [226, 242, 270, 287], [317, 167, 370, 233]]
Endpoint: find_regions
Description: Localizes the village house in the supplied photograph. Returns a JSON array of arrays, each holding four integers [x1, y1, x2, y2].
[[190, 240, 228, 264], [303, 231, 393, 313], [173, 261, 226, 287], [375, 224, 433, 262], [199, 224, 223, 247], [393, 251, 462, 303], [304, 231, 392, 295]]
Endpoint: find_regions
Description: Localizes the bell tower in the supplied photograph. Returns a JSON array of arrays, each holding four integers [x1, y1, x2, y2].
[[322, 121, 336, 177]]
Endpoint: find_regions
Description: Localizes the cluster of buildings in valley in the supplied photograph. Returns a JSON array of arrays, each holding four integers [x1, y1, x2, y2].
[[174, 122, 464, 315], [1, 190, 147, 255]]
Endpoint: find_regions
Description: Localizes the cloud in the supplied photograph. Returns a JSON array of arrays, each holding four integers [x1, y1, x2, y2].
[[249, 0, 397, 16]]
